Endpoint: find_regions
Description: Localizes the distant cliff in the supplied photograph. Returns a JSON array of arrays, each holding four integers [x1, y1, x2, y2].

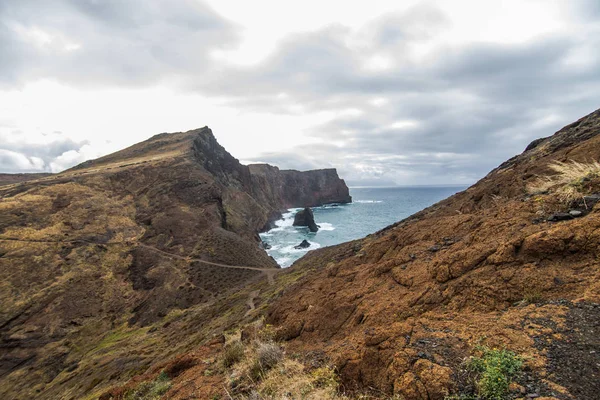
[[249, 164, 352, 209], [188, 128, 351, 234], [0, 173, 53, 186]]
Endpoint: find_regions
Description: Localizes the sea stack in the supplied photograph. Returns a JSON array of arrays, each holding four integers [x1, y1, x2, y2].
[[293, 207, 319, 232], [294, 239, 311, 249]]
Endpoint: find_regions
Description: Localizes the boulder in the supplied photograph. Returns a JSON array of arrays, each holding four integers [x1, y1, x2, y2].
[[547, 213, 574, 222], [294, 240, 311, 249], [293, 207, 319, 232]]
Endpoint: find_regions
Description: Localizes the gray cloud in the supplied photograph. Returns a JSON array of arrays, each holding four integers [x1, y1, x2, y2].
[[0, 0, 238, 87], [227, 7, 600, 185], [0, 129, 88, 172], [2, 1, 600, 184], [0, 149, 44, 172]]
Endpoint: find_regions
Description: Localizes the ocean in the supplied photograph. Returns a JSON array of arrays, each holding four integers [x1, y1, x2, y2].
[[260, 186, 468, 267]]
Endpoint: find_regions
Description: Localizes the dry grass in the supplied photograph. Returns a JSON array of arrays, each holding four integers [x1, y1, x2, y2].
[[223, 341, 245, 368], [223, 324, 347, 400], [527, 160, 600, 202], [255, 342, 283, 371], [250, 360, 346, 400]]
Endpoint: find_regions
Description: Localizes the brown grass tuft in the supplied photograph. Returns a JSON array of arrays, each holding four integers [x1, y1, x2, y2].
[[527, 160, 600, 202], [222, 340, 245, 368]]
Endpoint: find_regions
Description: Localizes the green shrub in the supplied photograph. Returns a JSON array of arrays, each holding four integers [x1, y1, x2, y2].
[[523, 289, 543, 305], [124, 371, 171, 400], [311, 366, 339, 388], [467, 347, 523, 400], [222, 340, 245, 368]]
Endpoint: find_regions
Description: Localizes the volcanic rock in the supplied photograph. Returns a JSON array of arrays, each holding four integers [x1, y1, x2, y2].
[[248, 164, 352, 208], [267, 107, 600, 398], [547, 212, 574, 222], [294, 239, 311, 249], [293, 207, 319, 232]]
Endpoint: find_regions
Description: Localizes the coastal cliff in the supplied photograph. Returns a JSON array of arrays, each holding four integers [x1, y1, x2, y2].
[[249, 163, 352, 209], [7, 107, 600, 399], [92, 108, 600, 400], [0, 127, 350, 399]]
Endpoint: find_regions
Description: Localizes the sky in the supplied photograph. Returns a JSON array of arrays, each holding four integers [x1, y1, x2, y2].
[[1, 0, 599, 186]]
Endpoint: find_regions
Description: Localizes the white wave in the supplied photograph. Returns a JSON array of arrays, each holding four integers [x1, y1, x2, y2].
[[354, 200, 383, 203], [276, 256, 293, 267], [318, 203, 343, 209], [280, 241, 321, 254], [318, 222, 335, 231], [271, 208, 302, 229]]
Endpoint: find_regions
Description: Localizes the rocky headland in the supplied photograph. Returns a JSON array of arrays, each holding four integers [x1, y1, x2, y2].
[[0, 127, 350, 399]]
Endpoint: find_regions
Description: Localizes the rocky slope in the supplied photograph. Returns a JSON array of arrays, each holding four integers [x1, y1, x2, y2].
[[268, 108, 600, 399], [0, 127, 350, 399], [95, 109, 600, 400], [4, 107, 600, 399]]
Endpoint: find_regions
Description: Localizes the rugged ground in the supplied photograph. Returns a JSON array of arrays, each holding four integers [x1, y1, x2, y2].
[[3, 108, 600, 399], [96, 109, 600, 400], [0, 127, 350, 399], [267, 108, 600, 399]]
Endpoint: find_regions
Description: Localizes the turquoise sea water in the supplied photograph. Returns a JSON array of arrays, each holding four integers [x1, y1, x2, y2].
[[260, 186, 467, 267]]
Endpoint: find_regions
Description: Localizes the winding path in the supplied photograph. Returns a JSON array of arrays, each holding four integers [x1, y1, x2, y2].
[[137, 244, 278, 285], [0, 237, 279, 285]]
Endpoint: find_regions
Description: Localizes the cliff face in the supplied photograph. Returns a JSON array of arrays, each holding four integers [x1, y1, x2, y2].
[[249, 164, 352, 209], [0, 127, 350, 399]]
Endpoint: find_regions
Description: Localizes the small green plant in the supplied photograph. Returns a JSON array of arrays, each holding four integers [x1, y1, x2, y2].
[[467, 347, 523, 400], [523, 288, 543, 305], [222, 340, 245, 368], [124, 371, 171, 400], [311, 366, 339, 388]]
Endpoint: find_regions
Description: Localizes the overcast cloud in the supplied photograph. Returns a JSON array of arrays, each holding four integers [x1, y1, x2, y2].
[[1, 0, 599, 185]]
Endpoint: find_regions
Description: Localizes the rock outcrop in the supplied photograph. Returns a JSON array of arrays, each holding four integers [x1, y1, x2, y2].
[[294, 239, 312, 249], [248, 163, 352, 209], [292, 207, 319, 232]]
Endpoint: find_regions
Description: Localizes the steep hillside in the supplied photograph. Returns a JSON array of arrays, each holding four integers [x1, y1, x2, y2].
[[94, 110, 600, 400], [268, 108, 600, 399], [5, 107, 600, 399], [0, 127, 350, 399]]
